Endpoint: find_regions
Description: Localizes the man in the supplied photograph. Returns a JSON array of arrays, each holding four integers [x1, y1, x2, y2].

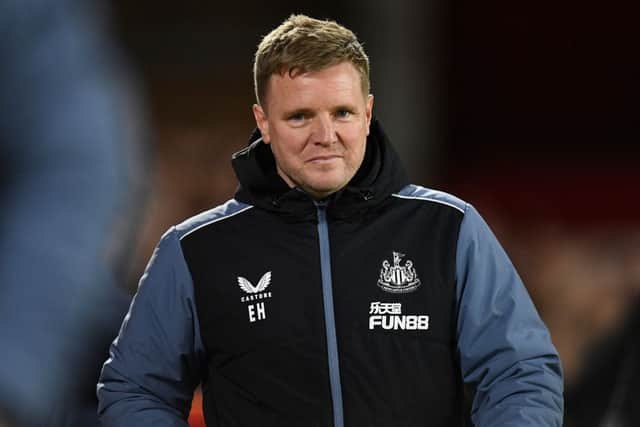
[[98, 14, 563, 426], [0, 0, 143, 425]]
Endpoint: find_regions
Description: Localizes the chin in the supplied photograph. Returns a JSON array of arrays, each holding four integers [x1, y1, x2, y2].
[[299, 170, 353, 197], [310, 172, 347, 187], [308, 186, 344, 199]]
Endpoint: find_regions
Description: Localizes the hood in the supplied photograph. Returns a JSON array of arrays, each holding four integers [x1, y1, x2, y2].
[[231, 117, 409, 220]]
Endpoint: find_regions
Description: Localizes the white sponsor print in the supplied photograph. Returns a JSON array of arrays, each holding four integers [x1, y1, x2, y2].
[[368, 301, 429, 331], [369, 301, 402, 315], [237, 271, 272, 322]]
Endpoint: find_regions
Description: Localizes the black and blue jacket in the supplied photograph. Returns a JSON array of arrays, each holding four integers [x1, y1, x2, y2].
[[98, 119, 563, 426]]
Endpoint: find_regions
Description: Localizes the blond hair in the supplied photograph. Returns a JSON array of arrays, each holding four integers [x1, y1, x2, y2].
[[253, 14, 370, 107]]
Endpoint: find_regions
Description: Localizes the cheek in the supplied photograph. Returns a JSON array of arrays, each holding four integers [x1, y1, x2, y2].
[[353, 143, 367, 167], [347, 139, 368, 171], [342, 120, 368, 140], [343, 128, 368, 155], [271, 129, 306, 160]]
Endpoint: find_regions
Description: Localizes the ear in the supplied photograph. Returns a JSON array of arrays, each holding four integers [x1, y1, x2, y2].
[[252, 104, 271, 143], [365, 94, 374, 135]]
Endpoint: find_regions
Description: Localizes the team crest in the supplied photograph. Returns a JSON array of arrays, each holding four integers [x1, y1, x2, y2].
[[378, 252, 421, 293]]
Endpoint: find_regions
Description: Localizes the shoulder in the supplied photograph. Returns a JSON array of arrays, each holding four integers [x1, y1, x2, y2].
[[174, 199, 254, 241], [391, 184, 469, 215]]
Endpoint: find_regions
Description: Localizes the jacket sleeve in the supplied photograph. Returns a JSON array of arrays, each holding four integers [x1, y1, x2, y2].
[[97, 227, 205, 426], [455, 204, 564, 426]]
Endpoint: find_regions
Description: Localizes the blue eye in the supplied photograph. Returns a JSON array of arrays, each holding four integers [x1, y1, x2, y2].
[[336, 110, 351, 119]]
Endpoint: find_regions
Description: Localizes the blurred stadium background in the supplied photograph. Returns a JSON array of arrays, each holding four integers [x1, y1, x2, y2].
[[107, 1, 639, 425]]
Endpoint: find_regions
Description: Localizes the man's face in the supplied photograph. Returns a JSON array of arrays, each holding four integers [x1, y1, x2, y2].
[[253, 61, 374, 199]]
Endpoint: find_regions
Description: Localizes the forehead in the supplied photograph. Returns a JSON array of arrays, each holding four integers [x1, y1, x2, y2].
[[264, 62, 366, 110]]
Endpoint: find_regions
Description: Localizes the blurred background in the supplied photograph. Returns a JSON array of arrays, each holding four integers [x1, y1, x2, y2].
[[107, 1, 639, 426], [2, 0, 637, 426]]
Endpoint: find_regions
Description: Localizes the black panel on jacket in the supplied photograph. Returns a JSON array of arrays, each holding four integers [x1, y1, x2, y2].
[[181, 119, 468, 426]]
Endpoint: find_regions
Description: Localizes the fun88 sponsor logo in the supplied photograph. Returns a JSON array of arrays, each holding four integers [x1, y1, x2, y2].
[[368, 301, 429, 330]]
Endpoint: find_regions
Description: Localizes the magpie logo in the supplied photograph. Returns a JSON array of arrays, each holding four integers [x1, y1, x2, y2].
[[237, 271, 272, 323], [378, 252, 421, 293]]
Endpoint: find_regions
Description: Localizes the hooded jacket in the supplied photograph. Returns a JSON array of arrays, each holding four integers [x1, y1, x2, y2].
[[98, 119, 564, 426]]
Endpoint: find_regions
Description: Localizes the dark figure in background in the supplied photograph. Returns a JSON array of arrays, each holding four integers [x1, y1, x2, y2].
[[0, 0, 145, 425], [566, 301, 640, 427], [98, 14, 563, 427]]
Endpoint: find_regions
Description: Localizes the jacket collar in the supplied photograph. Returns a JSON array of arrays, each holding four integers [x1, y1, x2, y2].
[[231, 118, 409, 220]]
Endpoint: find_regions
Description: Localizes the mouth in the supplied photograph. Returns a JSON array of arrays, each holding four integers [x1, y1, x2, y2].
[[307, 155, 342, 164]]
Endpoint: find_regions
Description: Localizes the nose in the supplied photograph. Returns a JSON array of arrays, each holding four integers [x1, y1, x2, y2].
[[311, 114, 337, 146]]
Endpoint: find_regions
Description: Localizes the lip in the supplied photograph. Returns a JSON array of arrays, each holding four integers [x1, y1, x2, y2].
[[307, 155, 342, 164]]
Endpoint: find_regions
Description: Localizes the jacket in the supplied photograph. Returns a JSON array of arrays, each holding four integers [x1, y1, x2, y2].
[[98, 119, 564, 426]]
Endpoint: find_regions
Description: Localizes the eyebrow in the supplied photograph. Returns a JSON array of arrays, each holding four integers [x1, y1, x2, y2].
[[333, 104, 357, 112], [283, 108, 313, 116], [282, 108, 314, 118], [282, 104, 358, 118]]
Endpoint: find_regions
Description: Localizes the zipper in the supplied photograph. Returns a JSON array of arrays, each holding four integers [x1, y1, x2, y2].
[[315, 201, 344, 427]]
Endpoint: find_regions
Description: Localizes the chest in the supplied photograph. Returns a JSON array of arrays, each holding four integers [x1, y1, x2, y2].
[[183, 205, 460, 354]]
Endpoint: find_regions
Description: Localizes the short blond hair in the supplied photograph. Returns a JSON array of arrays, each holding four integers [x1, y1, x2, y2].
[[253, 14, 370, 107]]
